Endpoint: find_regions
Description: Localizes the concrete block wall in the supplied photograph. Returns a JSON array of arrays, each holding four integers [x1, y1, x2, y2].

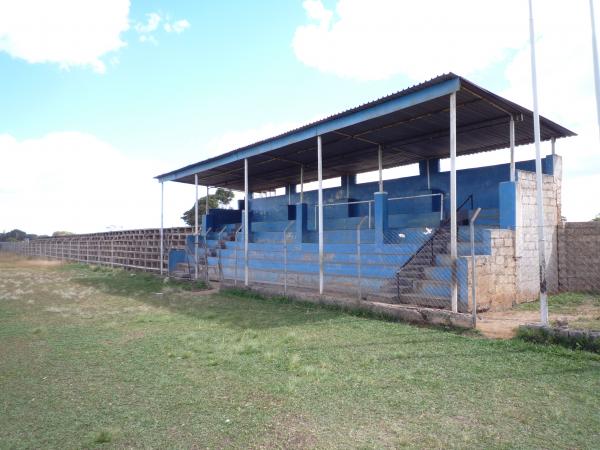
[[464, 229, 517, 311], [514, 166, 561, 301], [558, 222, 600, 292]]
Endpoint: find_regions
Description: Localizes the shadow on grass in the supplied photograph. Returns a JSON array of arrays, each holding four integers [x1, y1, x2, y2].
[[67, 265, 340, 330], [66, 265, 473, 333]]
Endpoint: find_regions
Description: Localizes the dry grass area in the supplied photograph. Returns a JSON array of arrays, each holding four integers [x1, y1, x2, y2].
[[1, 254, 600, 449]]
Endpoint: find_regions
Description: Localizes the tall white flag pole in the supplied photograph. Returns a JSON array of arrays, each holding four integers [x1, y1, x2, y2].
[[528, 0, 549, 325], [590, 0, 600, 141]]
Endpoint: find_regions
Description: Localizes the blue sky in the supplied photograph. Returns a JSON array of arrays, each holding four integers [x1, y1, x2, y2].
[[0, 1, 421, 162], [1, 0, 599, 234]]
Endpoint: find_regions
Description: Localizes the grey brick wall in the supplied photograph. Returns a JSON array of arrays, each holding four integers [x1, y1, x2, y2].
[[558, 222, 600, 292]]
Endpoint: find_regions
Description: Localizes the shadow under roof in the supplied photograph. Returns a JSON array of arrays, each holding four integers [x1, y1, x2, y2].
[[156, 73, 575, 192]]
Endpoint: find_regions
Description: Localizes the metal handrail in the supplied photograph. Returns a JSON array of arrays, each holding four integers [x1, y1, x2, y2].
[[233, 224, 243, 285], [216, 226, 227, 281], [314, 199, 374, 230], [469, 208, 482, 326], [356, 216, 368, 301], [282, 220, 296, 295], [202, 227, 212, 282], [395, 195, 475, 299], [388, 193, 444, 221]]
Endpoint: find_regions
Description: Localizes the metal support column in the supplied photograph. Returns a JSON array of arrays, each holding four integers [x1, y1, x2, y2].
[[160, 181, 164, 276], [206, 185, 209, 215], [300, 164, 304, 204], [529, 0, 549, 324], [378, 145, 383, 192], [510, 116, 516, 182], [551, 137, 556, 156], [470, 208, 482, 327], [450, 92, 458, 313], [244, 158, 249, 286], [317, 136, 324, 295], [194, 174, 199, 280]]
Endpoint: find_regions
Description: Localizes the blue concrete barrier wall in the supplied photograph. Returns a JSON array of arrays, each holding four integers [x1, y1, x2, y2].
[[247, 156, 556, 224]]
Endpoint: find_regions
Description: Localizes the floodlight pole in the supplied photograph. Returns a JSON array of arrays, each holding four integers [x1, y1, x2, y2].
[[194, 174, 199, 280], [590, 0, 600, 142], [160, 181, 164, 276], [510, 116, 516, 182], [529, 0, 549, 324], [317, 136, 324, 295], [450, 92, 458, 313], [244, 158, 249, 286], [378, 144, 384, 192]]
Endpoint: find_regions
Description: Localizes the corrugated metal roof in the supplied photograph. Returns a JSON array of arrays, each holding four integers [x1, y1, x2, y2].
[[156, 73, 575, 191]]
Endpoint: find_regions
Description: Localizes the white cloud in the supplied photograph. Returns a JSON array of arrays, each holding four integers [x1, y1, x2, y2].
[[293, 0, 600, 221], [135, 13, 190, 44], [498, 0, 600, 220], [292, 0, 527, 81], [0, 132, 191, 235], [202, 121, 305, 161], [0, 0, 130, 73], [135, 12, 161, 34], [164, 19, 191, 34]]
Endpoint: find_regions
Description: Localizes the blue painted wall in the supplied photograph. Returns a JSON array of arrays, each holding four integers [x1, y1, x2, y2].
[[247, 155, 556, 225]]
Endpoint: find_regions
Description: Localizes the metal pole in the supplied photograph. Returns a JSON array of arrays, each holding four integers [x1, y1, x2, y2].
[[529, 0, 549, 324], [160, 181, 164, 275], [300, 164, 304, 204], [551, 137, 556, 156], [206, 185, 210, 214], [284, 230, 288, 295], [450, 91, 458, 313], [357, 217, 367, 301], [244, 158, 249, 286], [510, 116, 516, 182], [590, 0, 600, 142], [426, 159, 431, 190], [378, 145, 383, 192], [470, 208, 482, 327], [317, 136, 324, 295], [194, 174, 199, 281]]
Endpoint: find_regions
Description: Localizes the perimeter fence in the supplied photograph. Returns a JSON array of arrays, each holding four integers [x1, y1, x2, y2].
[[0, 227, 191, 273]]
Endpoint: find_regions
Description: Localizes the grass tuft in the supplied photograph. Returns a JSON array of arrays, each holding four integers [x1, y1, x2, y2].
[[93, 430, 112, 444], [516, 326, 600, 353]]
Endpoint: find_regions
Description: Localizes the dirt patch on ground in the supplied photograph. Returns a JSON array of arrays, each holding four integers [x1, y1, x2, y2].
[[477, 310, 540, 339], [0, 254, 64, 269], [477, 308, 599, 339]]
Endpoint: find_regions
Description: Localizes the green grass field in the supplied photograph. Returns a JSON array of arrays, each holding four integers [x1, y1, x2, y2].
[[516, 292, 600, 331], [1, 255, 599, 449]]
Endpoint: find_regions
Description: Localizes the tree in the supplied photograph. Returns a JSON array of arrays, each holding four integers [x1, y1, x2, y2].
[[52, 231, 74, 237], [0, 229, 27, 242], [181, 188, 235, 226], [593, 213, 600, 222]]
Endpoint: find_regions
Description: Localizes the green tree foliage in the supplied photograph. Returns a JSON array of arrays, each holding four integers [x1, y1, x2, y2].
[[181, 188, 235, 226], [52, 231, 75, 237], [593, 213, 600, 222], [0, 229, 27, 242]]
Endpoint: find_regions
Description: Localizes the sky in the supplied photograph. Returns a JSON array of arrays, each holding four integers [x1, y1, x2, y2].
[[1, 0, 599, 235]]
